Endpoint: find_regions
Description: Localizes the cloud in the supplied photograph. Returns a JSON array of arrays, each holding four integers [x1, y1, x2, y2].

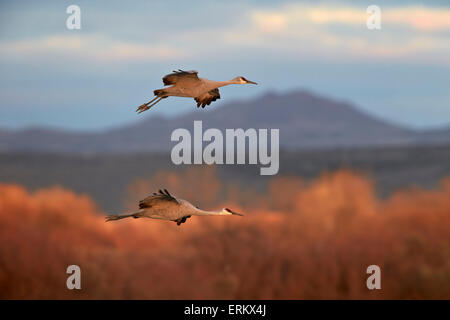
[[238, 4, 450, 63], [253, 4, 450, 32], [0, 34, 184, 62], [0, 2, 449, 65], [386, 7, 450, 32], [251, 12, 288, 34]]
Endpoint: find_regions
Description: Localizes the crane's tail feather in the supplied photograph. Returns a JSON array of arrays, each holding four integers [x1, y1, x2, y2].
[[105, 211, 143, 222], [153, 89, 166, 96]]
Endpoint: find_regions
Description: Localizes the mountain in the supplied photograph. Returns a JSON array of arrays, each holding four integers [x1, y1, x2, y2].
[[0, 90, 449, 153]]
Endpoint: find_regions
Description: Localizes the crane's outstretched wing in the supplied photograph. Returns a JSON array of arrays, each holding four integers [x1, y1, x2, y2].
[[195, 88, 221, 108], [162, 69, 200, 86], [139, 189, 180, 209]]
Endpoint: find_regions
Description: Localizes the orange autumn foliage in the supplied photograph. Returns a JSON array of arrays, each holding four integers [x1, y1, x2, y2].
[[0, 169, 449, 299]]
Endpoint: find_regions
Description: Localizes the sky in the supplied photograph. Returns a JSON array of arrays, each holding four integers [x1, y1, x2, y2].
[[0, 0, 449, 131]]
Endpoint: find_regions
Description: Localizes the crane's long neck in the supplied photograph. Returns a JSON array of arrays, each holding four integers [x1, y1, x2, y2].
[[213, 80, 237, 88], [192, 208, 226, 216]]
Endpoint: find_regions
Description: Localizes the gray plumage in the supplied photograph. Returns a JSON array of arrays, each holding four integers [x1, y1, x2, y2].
[[105, 189, 242, 226], [136, 69, 257, 113]]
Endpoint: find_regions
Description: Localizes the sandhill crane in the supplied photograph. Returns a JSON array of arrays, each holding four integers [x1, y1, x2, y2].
[[105, 189, 243, 226], [136, 69, 257, 113]]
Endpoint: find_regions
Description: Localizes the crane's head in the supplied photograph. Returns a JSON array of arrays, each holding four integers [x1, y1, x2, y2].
[[232, 76, 257, 85], [222, 207, 243, 216]]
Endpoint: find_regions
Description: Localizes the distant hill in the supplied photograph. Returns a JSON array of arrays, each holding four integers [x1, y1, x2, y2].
[[0, 90, 449, 153]]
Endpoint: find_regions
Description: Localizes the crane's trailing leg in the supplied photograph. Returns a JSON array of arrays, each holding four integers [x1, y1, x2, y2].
[[136, 89, 168, 114], [136, 96, 159, 113], [105, 211, 143, 222], [137, 97, 163, 114], [174, 215, 191, 226]]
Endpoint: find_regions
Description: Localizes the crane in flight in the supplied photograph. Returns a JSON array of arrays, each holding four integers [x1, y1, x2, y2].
[[105, 189, 243, 226], [136, 69, 257, 113]]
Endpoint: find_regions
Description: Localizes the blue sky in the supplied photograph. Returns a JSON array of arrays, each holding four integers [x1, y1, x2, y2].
[[0, 0, 449, 131]]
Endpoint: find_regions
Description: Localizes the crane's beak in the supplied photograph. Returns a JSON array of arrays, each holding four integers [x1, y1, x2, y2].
[[230, 209, 243, 216], [246, 80, 257, 85]]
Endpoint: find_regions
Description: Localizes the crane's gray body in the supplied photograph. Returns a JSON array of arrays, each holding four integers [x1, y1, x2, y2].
[[138, 195, 196, 221], [162, 72, 223, 97]]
